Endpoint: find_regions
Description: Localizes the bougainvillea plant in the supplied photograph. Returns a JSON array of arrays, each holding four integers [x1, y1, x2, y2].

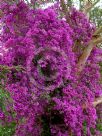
[[0, 0, 102, 136]]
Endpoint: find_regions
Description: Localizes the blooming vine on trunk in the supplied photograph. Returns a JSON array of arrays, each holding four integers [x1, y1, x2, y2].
[[0, 0, 102, 136]]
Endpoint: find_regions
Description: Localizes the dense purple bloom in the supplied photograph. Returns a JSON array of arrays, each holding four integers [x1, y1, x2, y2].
[[0, 1, 102, 136], [27, 46, 72, 91]]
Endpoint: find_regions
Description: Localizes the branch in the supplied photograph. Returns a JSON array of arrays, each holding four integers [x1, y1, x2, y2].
[[60, 0, 68, 14], [82, 96, 102, 109], [0, 65, 25, 71], [93, 26, 102, 35], [93, 96, 102, 107], [77, 43, 94, 73], [77, 27, 102, 73], [83, 0, 100, 14], [93, 36, 102, 44]]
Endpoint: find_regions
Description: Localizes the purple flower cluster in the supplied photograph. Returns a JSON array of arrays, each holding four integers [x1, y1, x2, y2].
[[27, 46, 72, 91], [69, 8, 95, 45], [0, 1, 102, 136]]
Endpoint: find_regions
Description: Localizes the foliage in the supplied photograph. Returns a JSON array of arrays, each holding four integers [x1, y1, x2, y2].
[[0, 122, 16, 136], [90, 7, 102, 27]]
